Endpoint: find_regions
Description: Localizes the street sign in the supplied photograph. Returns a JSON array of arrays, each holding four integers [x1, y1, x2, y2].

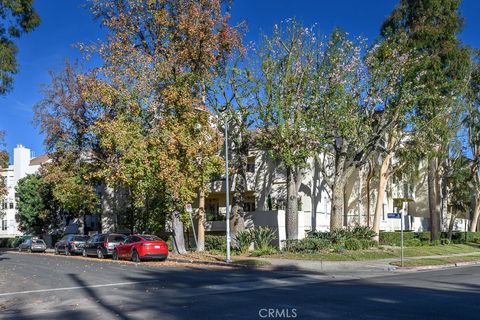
[[185, 204, 193, 213], [387, 213, 401, 219]]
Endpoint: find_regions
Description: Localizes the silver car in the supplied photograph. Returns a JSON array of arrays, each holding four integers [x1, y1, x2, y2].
[[18, 239, 47, 253]]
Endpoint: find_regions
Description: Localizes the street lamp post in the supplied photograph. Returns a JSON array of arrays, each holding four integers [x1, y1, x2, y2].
[[224, 107, 232, 263]]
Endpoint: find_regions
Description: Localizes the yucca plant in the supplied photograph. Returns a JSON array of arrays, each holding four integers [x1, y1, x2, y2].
[[252, 226, 277, 250], [234, 230, 253, 253]]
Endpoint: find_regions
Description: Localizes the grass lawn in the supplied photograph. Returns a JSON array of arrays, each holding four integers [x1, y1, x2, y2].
[[265, 244, 480, 262], [391, 255, 480, 267]]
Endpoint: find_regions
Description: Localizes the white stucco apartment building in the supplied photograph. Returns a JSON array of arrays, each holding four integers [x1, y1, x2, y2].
[[0, 145, 49, 239]]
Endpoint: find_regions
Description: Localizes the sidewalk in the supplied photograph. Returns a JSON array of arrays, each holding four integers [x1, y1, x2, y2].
[[252, 252, 480, 275]]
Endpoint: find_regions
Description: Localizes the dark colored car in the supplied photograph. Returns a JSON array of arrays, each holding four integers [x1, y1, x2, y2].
[[113, 235, 168, 262], [82, 233, 126, 259], [18, 239, 47, 253], [54, 234, 89, 255]]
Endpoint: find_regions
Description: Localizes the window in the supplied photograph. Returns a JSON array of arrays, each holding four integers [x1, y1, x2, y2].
[[206, 198, 220, 220], [73, 235, 88, 241], [1, 220, 7, 231], [131, 236, 141, 243], [142, 235, 161, 241], [108, 235, 126, 242], [9, 202, 14, 209], [246, 157, 256, 173], [243, 202, 256, 212]]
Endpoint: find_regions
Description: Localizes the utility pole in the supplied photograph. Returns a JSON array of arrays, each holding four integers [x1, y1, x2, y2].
[[224, 108, 232, 263]]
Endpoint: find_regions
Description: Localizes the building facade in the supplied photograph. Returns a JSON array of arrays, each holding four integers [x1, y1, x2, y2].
[[0, 145, 49, 239]]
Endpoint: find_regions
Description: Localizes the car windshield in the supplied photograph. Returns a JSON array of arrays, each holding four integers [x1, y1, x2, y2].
[[33, 239, 45, 244], [108, 235, 125, 242], [141, 235, 161, 241], [73, 236, 88, 241]]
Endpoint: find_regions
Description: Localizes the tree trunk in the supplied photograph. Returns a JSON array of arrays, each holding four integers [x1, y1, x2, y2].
[[231, 166, 246, 235], [469, 194, 480, 232], [366, 162, 374, 228], [172, 210, 187, 254], [286, 166, 298, 240], [373, 152, 391, 242], [330, 151, 346, 230], [196, 189, 205, 252], [447, 212, 456, 241], [428, 158, 441, 241]]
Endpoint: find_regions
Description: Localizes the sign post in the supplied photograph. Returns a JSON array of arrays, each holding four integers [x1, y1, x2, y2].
[[387, 211, 403, 267], [400, 209, 404, 267]]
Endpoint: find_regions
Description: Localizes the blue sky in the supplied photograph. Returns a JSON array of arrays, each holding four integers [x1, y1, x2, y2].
[[1, 0, 479, 159]]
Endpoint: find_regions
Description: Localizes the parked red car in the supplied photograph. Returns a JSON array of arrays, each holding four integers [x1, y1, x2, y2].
[[112, 234, 168, 262]]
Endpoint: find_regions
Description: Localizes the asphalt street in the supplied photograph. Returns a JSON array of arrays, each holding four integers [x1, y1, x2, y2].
[[1, 251, 480, 320]]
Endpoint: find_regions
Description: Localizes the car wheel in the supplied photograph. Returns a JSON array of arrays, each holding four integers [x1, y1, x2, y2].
[[54, 247, 59, 255], [97, 249, 105, 259], [65, 247, 70, 256], [112, 250, 118, 261], [82, 249, 87, 257], [131, 250, 141, 263]]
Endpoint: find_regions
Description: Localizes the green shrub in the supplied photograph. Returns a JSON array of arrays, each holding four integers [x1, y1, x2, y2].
[[441, 239, 451, 245], [252, 227, 277, 250], [166, 235, 174, 252], [404, 239, 422, 247], [417, 232, 431, 242], [359, 239, 377, 249], [308, 226, 376, 244], [250, 246, 277, 257], [205, 235, 227, 252], [430, 240, 441, 246], [379, 231, 414, 246], [344, 238, 362, 251], [234, 230, 253, 253], [284, 238, 331, 253], [473, 238, 480, 244], [350, 226, 377, 240], [333, 245, 347, 253]]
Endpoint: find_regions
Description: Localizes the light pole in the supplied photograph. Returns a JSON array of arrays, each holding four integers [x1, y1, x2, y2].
[[224, 107, 232, 263]]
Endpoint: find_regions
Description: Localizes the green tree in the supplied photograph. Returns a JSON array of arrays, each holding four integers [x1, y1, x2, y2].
[[15, 173, 61, 235], [0, 0, 40, 94], [365, 31, 421, 240], [312, 29, 373, 230], [445, 154, 473, 238], [34, 63, 100, 228], [251, 20, 320, 240], [465, 52, 480, 231], [381, 0, 471, 241], [87, 0, 241, 253]]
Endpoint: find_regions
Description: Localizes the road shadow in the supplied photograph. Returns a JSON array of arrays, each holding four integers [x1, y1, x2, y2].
[[5, 258, 480, 320]]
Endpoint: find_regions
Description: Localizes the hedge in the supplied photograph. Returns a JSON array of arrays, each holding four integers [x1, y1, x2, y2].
[[379, 231, 415, 246], [380, 231, 480, 246], [205, 235, 227, 252]]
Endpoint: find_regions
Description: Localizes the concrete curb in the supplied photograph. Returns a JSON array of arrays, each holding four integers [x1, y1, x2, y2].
[[167, 257, 250, 268], [394, 260, 480, 271]]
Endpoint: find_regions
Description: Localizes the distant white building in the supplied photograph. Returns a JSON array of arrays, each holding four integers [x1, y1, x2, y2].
[[0, 144, 49, 239]]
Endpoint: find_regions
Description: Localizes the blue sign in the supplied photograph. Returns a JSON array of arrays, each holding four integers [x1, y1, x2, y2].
[[387, 213, 401, 219]]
